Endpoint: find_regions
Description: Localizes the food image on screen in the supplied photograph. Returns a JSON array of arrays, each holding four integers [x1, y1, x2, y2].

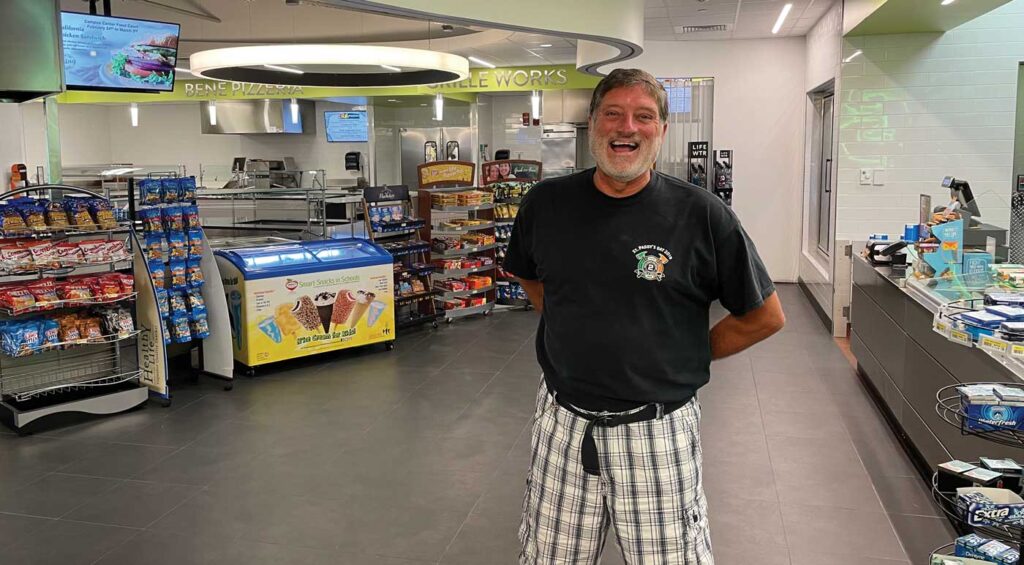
[[61, 12, 181, 92]]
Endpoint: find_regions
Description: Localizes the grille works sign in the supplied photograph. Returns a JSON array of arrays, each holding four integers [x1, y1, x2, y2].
[[55, 64, 600, 104]]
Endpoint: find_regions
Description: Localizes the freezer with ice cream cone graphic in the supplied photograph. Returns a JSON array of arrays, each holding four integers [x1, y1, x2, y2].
[[214, 239, 395, 368]]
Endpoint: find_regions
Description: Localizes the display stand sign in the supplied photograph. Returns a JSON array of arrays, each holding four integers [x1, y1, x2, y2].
[[481, 160, 542, 185], [364, 185, 411, 203], [418, 161, 475, 188], [196, 230, 233, 380], [688, 142, 709, 189], [133, 232, 170, 398]]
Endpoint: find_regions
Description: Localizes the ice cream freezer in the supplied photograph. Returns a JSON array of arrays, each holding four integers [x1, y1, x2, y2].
[[214, 238, 395, 368]]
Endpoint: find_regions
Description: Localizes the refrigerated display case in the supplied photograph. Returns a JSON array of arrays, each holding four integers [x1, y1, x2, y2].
[[214, 238, 395, 369]]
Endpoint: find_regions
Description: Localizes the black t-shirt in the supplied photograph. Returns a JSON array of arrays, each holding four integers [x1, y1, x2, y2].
[[503, 169, 775, 411]]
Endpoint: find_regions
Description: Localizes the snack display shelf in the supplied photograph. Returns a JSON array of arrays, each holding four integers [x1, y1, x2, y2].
[[387, 245, 431, 259], [0, 292, 137, 317], [397, 312, 443, 329], [444, 302, 494, 320], [0, 259, 133, 280], [0, 224, 133, 239], [374, 219, 427, 233], [435, 264, 495, 277], [936, 382, 1024, 449], [4, 329, 142, 359], [431, 221, 495, 235], [931, 470, 1024, 546], [495, 220, 515, 226], [396, 289, 443, 305], [431, 203, 495, 212], [432, 243, 499, 258], [394, 265, 436, 278], [438, 285, 495, 299], [495, 198, 523, 204]]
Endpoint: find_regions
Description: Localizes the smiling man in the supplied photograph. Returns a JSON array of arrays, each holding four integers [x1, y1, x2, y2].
[[505, 68, 785, 564]]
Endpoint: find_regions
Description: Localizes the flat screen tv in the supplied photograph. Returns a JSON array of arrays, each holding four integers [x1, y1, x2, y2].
[[324, 111, 369, 142], [61, 12, 180, 93]]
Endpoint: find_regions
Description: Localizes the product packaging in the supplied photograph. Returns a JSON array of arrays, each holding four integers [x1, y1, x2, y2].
[[26, 279, 59, 309], [138, 178, 162, 206], [63, 197, 97, 230], [183, 205, 201, 229], [44, 200, 70, 229], [187, 260, 204, 287], [161, 178, 180, 204], [187, 229, 203, 259], [138, 207, 163, 233], [169, 260, 186, 290], [144, 233, 164, 262], [180, 177, 197, 202], [0, 206, 28, 232], [162, 205, 184, 233], [167, 231, 187, 261], [156, 288, 169, 318], [170, 314, 191, 343], [87, 199, 118, 230], [148, 260, 166, 289]]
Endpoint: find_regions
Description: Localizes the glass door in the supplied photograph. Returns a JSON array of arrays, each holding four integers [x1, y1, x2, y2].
[[817, 94, 835, 255]]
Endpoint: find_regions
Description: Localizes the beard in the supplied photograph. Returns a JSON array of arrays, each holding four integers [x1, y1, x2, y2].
[[589, 130, 663, 184]]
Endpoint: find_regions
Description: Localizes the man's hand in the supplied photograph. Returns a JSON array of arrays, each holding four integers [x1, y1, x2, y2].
[[516, 277, 545, 314], [710, 292, 785, 359]]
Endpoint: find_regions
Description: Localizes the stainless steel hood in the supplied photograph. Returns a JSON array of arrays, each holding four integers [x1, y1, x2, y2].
[[199, 99, 315, 135], [0, 0, 64, 103]]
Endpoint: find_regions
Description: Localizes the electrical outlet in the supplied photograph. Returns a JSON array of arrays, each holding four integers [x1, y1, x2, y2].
[[860, 169, 872, 185]]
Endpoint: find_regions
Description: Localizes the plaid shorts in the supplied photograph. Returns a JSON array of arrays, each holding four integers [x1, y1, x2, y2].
[[519, 379, 714, 565]]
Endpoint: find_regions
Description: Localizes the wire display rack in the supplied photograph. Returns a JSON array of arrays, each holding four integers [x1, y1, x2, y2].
[[931, 469, 1024, 547], [935, 383, 1024, 449], [0, 184, 148, 432]]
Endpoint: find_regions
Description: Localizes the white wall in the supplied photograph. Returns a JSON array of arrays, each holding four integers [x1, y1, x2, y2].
[[627, 38, 808, 282], [0, 105, 27, 185], [835, 0, 1024, 241], [490, 94, 542, 162]]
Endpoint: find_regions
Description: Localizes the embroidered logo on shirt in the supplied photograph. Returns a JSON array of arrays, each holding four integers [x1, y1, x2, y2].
[[632, 245, 673, 282]]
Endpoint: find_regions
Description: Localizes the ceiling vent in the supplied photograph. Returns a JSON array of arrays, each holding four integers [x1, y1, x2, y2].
[[674, 24, 731, 33]]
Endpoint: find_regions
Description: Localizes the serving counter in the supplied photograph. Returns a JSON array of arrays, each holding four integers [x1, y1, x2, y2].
[[850, 254, 1022, 471]]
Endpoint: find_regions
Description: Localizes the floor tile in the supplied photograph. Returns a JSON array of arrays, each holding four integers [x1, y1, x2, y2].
[[0, 473, 121, 518], [779, 503, 906, 561], [63, 480, 200, 528], [4, 519, 137, 565], [790, 549, 909, 565], [0, 512, 52, 549], [886, 513, 955, 564], [56, 443, 179, 480]]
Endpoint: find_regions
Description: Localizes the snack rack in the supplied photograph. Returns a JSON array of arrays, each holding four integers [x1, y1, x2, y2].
[[418, 187, 497, 323], [0, 185, 152, 433], [931, 382, 1024, 559], [480, 160, 541, 310], [362, 185, 441, 332]]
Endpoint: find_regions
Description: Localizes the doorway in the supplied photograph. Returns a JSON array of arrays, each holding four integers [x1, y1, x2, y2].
[[808, 88, 836, 259]]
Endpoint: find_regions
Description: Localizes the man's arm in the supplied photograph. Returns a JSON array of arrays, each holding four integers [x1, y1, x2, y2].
[[710, 292, 784, 360], [516, 277, 544, 314]]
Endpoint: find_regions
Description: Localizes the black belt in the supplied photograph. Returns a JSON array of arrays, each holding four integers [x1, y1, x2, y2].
[[547, 386, 688, 476]]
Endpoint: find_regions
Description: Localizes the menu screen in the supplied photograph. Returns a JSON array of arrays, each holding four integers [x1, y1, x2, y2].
[[325, 111, 369, 143], [61, 12, 180, 93]]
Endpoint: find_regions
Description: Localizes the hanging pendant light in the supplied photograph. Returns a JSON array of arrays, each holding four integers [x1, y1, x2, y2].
[[190, 45, 469, 87], [208, 100, 218, 126], [531, 90, 541, 119], [433, 93, 444, 121], [129, 103, 139, 127], [290, 98, 300, 124]]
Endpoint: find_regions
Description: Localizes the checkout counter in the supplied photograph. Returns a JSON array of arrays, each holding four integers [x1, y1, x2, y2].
[[851, 255, 1024, 473]]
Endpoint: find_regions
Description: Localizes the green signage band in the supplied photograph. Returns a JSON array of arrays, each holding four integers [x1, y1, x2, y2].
[[55, 64, 601, 104]]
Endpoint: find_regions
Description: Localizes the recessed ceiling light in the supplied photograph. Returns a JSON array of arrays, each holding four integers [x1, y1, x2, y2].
[[772, 3, 793, 34], [468, 56, 496, 69], [843, 49, 863, 63], [420, 103, 427, 106], [381, 64, 401, 72], [941, 0, 955, 4], [539, 43, 552, 47], [387, 99, 399, 102]]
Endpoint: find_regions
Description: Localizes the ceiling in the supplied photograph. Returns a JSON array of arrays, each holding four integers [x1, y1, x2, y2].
[[63, 0, 831, 69], [644, 0, 835, 41]]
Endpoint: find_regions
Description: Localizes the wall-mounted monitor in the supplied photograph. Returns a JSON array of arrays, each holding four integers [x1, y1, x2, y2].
[[61, 12, 180, 93], [324, 111, 369, 143]]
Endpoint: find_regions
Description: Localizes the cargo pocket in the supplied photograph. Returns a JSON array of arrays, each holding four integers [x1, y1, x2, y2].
[[684, 492, 714, 564]]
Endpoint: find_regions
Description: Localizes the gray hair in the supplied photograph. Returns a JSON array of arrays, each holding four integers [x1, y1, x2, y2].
[[588, 68, 669, 123]]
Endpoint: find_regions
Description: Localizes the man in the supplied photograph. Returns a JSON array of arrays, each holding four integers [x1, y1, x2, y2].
[[504, 68, 785, 565]]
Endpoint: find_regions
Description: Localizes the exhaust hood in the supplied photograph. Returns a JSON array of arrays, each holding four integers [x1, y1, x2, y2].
[[0, 0, 63, 103], [199, 99, 315, 135]]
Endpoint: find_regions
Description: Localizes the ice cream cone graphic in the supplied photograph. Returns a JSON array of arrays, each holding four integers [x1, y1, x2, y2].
[[330, 291, 357, 331], [345, 291, 374, 329], [313, 291, 336, 334], [366, 300, 387, 328], [291, 296, 321, 332]]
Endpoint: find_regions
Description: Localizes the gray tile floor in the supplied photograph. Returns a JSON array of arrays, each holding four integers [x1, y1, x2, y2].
[[0, 284, 952, 564]]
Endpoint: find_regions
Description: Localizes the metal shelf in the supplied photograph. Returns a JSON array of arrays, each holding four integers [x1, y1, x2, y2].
[[435, 264, 496, 277], [431, 221, 495, 235], [935, 382, 1024, 449], [396, 289, 443, 305], [0, 224, 133, 239], [432, 243, 499, 258], [443, 302, 494, 320], [0, 348, 136, 401], [0, 292, 137, 317], [3, 329, 140, 359], [394, 265, 436, 278], [431, 203, 495, 212], [931, 470, 1024, 545], [436, 285, 495, 299], [0, 259, 132, 282]]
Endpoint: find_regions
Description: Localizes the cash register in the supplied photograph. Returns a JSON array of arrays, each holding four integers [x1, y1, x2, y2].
[[934, 176, 1008, 258]]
